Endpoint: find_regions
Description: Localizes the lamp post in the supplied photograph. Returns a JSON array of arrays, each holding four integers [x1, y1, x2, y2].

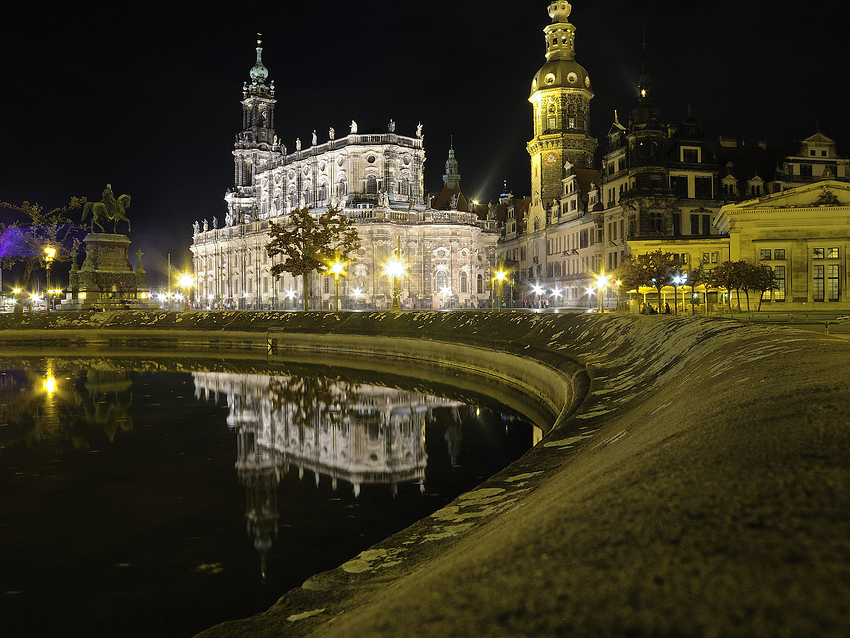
[[494, 269, 507, 311], [532, 284, 544, 309], [594, 272, 611, 312], [383, 237, 407, 311], [44, 246, 55, 313], [672, 273, 684, 315], [178, 274, 195, 310], [328, 257, 346, 311]]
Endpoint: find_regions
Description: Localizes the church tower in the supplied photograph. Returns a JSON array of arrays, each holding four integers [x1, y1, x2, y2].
[[233, 36, 277, 189], [527, 1, 597, 214]]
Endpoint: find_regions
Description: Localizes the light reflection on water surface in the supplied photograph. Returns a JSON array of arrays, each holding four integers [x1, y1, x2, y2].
[[0, 357, 536, 638]]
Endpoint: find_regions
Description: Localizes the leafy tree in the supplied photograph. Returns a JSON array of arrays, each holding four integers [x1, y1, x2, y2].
[[265, 206, 360, 311], [683, 266, 709, 314], [752, 263, 779, 311], [710, 261, 738, 312], [617, 249, 679, 312], [1, 198, 84, 314]]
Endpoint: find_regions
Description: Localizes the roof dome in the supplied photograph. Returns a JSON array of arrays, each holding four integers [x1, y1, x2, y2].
[[530, 59, 592, 98], [249, 41, 269, 85]]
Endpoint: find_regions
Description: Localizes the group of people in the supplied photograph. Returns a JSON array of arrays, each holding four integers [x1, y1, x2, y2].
[[640, 302, 673, 315]]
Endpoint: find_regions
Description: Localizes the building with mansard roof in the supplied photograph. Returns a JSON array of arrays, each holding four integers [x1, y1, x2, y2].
[[190, 39, 500, 310]]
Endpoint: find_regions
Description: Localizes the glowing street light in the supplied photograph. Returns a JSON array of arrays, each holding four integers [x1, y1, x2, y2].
[[493, 269, 508, 311], [382, 237, 407, 311], [44, 246, 56, 313], [177, 273, 194, 310], [595, 272, 611, 312], [327, 257, 346, 311]]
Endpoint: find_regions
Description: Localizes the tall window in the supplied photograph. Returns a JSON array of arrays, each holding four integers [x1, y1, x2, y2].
[[813, 265, 825, 301], [460, 271, 468, 294], [477, 274, 484, 294], [773, 266, 786, 302], [366, 175, 377, 194], [828, 265, 840, 302]]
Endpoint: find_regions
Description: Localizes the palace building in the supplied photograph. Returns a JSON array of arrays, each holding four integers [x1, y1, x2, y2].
[[499, 1, 850, 310], [190, 40, 499, 310]]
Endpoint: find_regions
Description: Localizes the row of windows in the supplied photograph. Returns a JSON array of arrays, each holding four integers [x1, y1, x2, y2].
[[760, 248, 841, 260]]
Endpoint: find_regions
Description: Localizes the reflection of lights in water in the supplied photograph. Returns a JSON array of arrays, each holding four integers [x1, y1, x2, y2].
[[43, 376, 56, 394]]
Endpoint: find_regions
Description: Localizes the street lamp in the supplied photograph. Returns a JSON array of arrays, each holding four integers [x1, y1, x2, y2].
[[327, 257, 346, 311], [178, 273, 194, 310], [494, 269, 508, 311], [44, 246, 55, 313], [595, 272, 611, 312], [672, 273, 685, 315], [382, 238, 407, 311], [532, 284, 544, 309]]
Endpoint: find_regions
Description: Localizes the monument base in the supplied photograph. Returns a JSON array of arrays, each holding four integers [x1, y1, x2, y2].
[[60, 233, 159, 311]]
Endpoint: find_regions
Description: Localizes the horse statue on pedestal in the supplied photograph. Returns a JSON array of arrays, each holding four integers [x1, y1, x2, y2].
[[82, 184, 132, 233]]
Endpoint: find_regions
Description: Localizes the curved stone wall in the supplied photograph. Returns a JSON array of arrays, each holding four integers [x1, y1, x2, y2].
[[3, 310, 849, 637]]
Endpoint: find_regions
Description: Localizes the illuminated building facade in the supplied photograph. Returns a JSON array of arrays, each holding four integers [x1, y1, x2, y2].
[[190, 40, 499, 310], [499, 1, 850, 310]]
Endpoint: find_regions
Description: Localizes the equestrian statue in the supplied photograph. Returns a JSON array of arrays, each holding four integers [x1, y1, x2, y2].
[[82, 184, 132, 233]]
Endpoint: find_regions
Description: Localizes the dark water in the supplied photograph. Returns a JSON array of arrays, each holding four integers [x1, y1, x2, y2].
[[0, 357, 538, 638]]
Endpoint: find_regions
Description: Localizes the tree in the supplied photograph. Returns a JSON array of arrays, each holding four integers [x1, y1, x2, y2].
[[710, 261, 738, 312], [752, 263, 779, 311], [617, 249, 679, 312], [0, 198, 84, 315], [265, 206, 360, 311], [684, 266, 709, 314]]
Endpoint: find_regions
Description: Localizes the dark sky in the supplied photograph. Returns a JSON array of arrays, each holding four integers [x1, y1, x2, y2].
[[2, 0, 846, 284]]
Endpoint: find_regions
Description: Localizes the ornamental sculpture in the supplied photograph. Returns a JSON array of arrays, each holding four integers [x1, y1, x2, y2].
[[82, 184, 131, 233]]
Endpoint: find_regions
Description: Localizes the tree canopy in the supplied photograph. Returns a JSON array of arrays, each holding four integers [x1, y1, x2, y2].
[[265, 206, 360, 311], [1, 198, 84, 312]]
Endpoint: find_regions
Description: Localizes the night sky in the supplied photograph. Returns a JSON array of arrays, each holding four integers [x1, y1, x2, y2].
[[2, 0, 846, 285]]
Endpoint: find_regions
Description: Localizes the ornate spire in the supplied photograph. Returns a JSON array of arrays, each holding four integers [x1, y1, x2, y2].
[[544, 1, 576, 61], [249, 34, 269, 86], [443, 145, 461, 189]]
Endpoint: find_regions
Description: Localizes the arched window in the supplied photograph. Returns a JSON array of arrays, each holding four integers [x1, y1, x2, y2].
[[567, 103, 576, 129], [460, 271, 468, 293], [435, 270, 447, 292], [338, 178, 347, 196], [477, 274, 484, 294], [366, 175, 378, 195]]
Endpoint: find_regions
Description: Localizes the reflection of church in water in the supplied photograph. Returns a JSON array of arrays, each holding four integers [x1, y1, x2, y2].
[[193, 371, 463, 576]]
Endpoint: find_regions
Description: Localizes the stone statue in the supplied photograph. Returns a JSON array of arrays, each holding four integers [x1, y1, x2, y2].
[[329, 127, 335, 140], [350, 120, 358, 134], [82, 183, 132, 233], [296, 138, 302, 151], [312, 130, 318, 146], [212, 216, 218, 229], [450, 193, 459, 210], [388, 119, 396, 132], [225, 210, 235, 227], [416, 123, 423, 139], [193, 220, 200, 235], [203, 219, 209, 232]]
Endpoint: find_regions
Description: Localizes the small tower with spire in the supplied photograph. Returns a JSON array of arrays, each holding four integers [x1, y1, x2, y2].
[[233, 35, 278, 189], [443, 144, 461, 190]]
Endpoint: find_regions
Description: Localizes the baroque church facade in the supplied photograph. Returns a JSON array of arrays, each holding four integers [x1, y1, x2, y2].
[[499, 1, 850, 310], [190, 40, 499, 310]]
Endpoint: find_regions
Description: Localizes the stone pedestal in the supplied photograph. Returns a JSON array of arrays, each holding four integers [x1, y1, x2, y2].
[[60, 233, 158, 310]]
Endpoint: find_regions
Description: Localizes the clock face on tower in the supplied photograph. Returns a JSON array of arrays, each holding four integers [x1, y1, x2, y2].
[[544, 152, 558, 166]]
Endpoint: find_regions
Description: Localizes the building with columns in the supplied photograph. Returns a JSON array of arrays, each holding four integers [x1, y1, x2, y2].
[[190, 39, 499, 310]]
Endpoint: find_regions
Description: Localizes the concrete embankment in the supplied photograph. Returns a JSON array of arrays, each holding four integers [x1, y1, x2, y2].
[[3, 311, 849, 637]]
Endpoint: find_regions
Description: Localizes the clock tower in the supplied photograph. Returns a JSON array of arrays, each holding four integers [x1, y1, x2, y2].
[[527, 1, 597, 214]]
